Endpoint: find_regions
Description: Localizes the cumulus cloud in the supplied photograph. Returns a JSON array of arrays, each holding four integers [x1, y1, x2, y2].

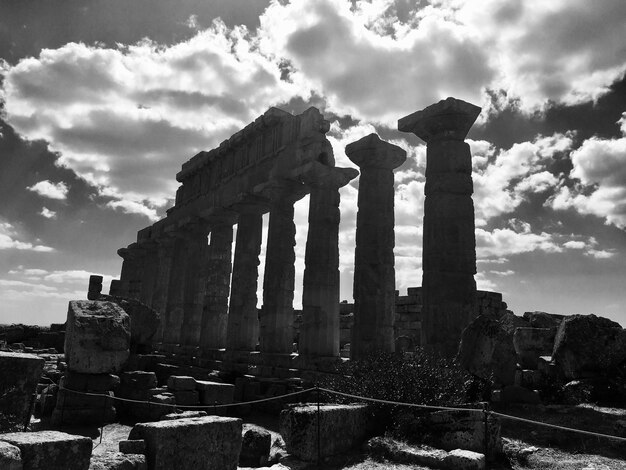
[[106, 199, 158, 221], [550, 113, 626, 228], [472, 133, 573, 222], [40, 207, 57, 219], [27, 180, 69, 200], [0, 221, 54, 252], [476, 224, 562, 259], [3, 20, 303, 209]]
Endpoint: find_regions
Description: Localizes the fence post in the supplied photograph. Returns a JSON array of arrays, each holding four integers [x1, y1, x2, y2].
[[316, 385, 321, 468], [482, 402, 490, 470]]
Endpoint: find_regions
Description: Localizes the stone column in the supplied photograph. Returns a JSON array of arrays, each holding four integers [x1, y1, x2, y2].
[[226, 211, 263, 352], [300, 165, 359, 357], [199, 224, 234, 351], [118, 245, 144, 299], [152, 237, 176, 342], [346, 134, 406, 359], [162, 234, 189, 344], [398, 97, 480, 357], [261, 188, 298, 354], [138, 243, 159, 307], [180, 224, 210, 346]]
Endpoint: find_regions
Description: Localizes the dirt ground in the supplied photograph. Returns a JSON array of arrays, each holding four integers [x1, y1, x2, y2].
[[47, 402, 626, 470]]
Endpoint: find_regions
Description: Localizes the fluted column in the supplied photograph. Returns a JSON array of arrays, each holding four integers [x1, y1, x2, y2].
[[346, 134, 406, 359], [261, 189, 297, 354], [162, 234, 189, 344], [226, 211, 263, 352], [138, 243, 159, 307], [300, 164, 359, 357], [199, 223, 234, 350], [118, 245, 144, 299], [180, 224, 210, 346], [152, 237, 176, 342], [399, 97, 480, 357]]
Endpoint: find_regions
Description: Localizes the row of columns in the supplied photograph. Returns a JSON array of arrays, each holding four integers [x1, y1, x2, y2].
[[118, 97, 480, 360]]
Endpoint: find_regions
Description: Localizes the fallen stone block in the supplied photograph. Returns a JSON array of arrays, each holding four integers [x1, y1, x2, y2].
[[513, 328, 555, 369], [562, 380, 593, 405], [121, 371, 157, 390], [0, 352, 44, 432], [552, 314, 626, 380], [167, 375, 196, 391], [0, 441, 22, 470], [60, 373, 120, 392], [88, 452, 146, 470], [240, 424, 271, 467], [128, 416, 242, 470], [444, 449, 485, 470], [112, 299, 160, 354], [64, 300, 130, 374], [119, 440, 146, 455], [196, 380, 234, 405], [457, 315, 516, 386], [0, 430, 91, 470], [279, 404, 369, 461]]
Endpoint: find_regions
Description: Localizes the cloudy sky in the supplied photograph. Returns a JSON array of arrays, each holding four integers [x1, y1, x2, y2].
[[1, 0, 625, 327]]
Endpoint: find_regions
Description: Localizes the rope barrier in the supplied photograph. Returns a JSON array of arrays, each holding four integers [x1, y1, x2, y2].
[[491, 411, 626, 443], [318, 387, 482, 412], [54, 384, 626, 443]]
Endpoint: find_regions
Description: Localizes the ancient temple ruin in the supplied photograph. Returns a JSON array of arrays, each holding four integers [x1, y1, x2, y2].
[[112, 98, 489, 371]]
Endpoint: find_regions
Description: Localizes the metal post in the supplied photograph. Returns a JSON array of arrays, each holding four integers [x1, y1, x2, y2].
[[483, 402, 490, 469], [316, 385, 321, 468]]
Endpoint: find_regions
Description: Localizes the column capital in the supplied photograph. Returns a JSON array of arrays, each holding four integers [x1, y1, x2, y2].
[[291, 161, 359, 189], [345, 133, 406, 170], [398, 97, 481, 143]]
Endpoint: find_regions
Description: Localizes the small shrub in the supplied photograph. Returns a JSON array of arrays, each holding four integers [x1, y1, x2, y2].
[[319, 349, 477, 432]]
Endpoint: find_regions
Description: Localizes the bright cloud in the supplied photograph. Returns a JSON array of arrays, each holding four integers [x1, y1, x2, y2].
[[0, 222, 54, 252], [40, 207, 57, 219], [550, 113, 626, 228], [27, 180, 69, 200]]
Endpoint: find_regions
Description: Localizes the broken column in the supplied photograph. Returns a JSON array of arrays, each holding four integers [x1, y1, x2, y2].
[[226, 210, 263, 352], [118, 244, 144, 300], [200, 223, 234, 351], [299, 163, 359, 357], [346, 134, 406, 359], [398, 97, 480, 357]]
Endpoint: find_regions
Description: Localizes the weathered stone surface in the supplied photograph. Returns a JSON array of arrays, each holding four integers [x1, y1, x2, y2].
[[552, 314, 626, 379], [368, 437, 485, 470], [513, 328, 555, 369], [522, 311, 564, 329], [401, 409, 501, 459], [498, 312, 530, 335], [346, 134, 406, 359], [65, 300, 130, 374], [167, 375, 196, 391], [0, 441, 22, 470], [457, 315, 516, 386], [196, 380, 234, 405], [88, 275, 103, 301], [114, 299, 160, 353], [128, 416, 242, 470], [119, 440, 146, 455], [399, 98, 480, 357], [240, 424, 271, 467], [0, 352, 44, 432], [121, 371, 157, 390], [89, 452, 146, 470], [61, 372, 120, 392], [227, 212, 263, 352], [0, 431, 91, 470], [279, 404, 369, 461], [161, 410, 207, 421]]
